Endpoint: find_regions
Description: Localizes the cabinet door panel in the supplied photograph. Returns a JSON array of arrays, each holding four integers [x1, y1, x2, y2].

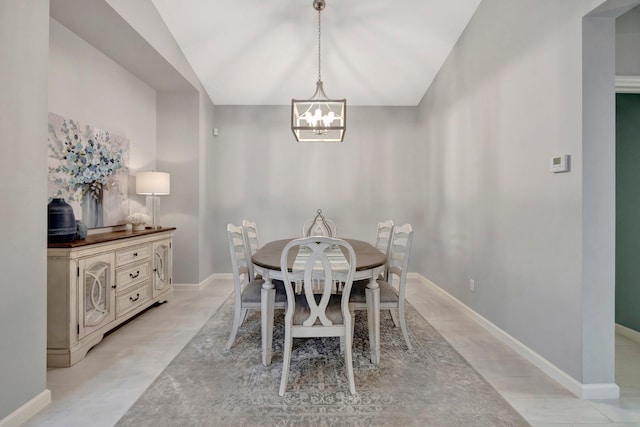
[[79, 253, 116, 338], [152, 240, 172, 297]]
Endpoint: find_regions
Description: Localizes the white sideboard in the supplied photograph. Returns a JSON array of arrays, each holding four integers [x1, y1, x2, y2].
[[47, 228, 175, 367]]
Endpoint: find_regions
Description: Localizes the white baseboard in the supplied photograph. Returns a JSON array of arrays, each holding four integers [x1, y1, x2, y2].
[[173, 273, 232, 290], [616, 323, 640, 344], [0, 389, 51, 427], [410, 273, 620, 400], [581, 383, 621, 400]]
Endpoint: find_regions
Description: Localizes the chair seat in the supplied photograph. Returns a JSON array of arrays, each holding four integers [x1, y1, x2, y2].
[[241, 279, 287, 303], [292, 294, 344, 325], [349, 279, 398, 304]]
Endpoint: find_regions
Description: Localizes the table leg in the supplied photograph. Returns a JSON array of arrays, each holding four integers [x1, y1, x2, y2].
[[261, 276, 275, 366], [365, 275, 381, 365]]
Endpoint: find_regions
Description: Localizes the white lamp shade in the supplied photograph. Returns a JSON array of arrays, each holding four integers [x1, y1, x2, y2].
[[136, 171, 170, 195]]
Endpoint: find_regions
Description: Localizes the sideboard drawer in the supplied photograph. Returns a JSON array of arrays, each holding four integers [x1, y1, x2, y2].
[[116, 282, 152, 316], [116, 260, 151, 292], [116, 244, 151, 266]]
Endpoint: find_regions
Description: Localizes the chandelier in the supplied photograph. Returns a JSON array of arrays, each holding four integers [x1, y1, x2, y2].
[[291, 0, 346, 142]]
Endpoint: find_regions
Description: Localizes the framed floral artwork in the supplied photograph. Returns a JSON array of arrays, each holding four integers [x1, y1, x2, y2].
[[48, 113, 130, 228]]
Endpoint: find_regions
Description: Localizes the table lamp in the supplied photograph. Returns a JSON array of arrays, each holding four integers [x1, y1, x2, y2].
[[136, 171, 170, 229]]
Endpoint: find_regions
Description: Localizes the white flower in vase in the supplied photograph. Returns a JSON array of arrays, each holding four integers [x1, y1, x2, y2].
[[126, 212, 151, 231]]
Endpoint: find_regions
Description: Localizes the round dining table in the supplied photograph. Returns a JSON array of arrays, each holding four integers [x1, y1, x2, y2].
[[252, 238, 387, 366]]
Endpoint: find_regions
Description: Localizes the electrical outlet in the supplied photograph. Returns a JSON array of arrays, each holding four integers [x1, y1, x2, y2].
[[470, 279, 475, 292]]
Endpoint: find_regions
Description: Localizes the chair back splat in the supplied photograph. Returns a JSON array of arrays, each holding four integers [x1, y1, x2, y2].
[[242, 219, 261, 279], [374, 219, 395, 278], [278, 236, 357, 396], [302, 209, 337, 237]]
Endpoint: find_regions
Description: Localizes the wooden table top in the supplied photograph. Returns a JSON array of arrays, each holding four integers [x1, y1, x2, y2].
[[251, 238, 386, 272], [48, 227, 176, 248]]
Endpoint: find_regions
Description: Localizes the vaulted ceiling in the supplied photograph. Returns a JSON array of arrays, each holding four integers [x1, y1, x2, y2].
[[151, 0, 481, 106]]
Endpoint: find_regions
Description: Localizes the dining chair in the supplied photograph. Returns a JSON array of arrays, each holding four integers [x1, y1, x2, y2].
[[374, 219, 394, 279], [225, 223, 286, 350], [302, 209, 337, 237], [278, 236, 357, 396], [349, 223, 414, 350], [242, 219, 262, 279]]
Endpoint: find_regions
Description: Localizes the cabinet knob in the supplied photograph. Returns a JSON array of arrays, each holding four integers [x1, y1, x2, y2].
[[111, 285, 116, 289], [133, 252, 138, 257]]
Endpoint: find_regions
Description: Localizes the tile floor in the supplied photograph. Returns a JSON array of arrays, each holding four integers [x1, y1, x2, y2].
[[22, 277, 640, 427]]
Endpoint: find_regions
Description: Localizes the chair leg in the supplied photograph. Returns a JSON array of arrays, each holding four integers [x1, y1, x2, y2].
[[240, 308, 249, 325], [389, 308, 400, 328], [365, 286, 381, 365], [225, 303, 243, 350], [261, 286, 276, 366], [344, 329, 356, 395], [398, 300, 412, 350], [349, 308, 356, 348], [279, 329, 293, 397]]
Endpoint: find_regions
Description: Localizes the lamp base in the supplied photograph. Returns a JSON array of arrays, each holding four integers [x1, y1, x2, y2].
[[145, 195, 162, 229]]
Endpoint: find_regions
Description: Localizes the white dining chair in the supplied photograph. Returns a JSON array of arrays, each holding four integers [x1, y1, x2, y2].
[[242, 219, 262, 279], [225, 223, 286, 350], [302, 209, 337, 237], [350, 223, 414, 350], [278, 236, 357, 396]]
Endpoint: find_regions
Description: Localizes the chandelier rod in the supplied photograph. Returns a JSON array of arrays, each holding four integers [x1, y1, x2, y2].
[[317, 3, 322, 83]]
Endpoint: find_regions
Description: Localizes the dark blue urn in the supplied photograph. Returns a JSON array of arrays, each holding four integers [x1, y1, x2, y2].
[[48, 198, 77, 243]]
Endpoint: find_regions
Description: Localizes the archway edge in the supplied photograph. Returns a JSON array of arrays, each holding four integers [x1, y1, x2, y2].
[[580, 0, 640, 398]]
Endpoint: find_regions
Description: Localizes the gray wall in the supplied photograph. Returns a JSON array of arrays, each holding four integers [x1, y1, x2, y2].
[[210, 105, 422, 272], [617, 5, 640, 75], [162, 91, 219, 284], [199, 94, 217, 281], [157, 90, 201, 285], [0, 0, 49, 419], [416, 0, 614, 384]]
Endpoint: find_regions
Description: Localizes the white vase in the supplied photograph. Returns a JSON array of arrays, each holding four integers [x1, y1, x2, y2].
[[132, 224, 146, 231], [82, 190, 103, 228]]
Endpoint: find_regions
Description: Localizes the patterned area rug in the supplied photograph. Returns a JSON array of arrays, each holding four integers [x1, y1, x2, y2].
[[116, 297, 529, 426]]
